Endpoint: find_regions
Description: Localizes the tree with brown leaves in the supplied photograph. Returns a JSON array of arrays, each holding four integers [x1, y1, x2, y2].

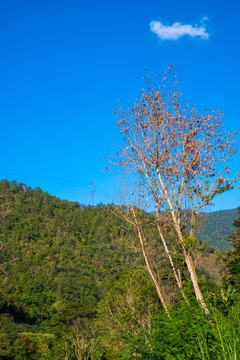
[[115, 67, 238, 314]]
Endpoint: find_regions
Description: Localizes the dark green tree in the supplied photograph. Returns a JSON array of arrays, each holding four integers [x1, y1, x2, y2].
[[223, 208, 240, 288]]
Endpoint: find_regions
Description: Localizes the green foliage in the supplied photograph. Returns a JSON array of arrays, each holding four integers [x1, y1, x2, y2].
[[0, 180, 142, 323], [198, 208, 238, 250], [0, 179, 239, 359], [0, 180, 145, 358], [183, 236, 196, 250], [116, 299, 240, 360], [152, 303, 215, 359], [222, 208, 240, 289], [95, 269, 161, 359]]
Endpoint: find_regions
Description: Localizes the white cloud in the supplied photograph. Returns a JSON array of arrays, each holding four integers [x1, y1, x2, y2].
[[150, 19, 209, 41]]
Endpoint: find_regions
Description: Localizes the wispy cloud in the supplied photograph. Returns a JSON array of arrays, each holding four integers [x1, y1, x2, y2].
[[150, 19, 209, 41]]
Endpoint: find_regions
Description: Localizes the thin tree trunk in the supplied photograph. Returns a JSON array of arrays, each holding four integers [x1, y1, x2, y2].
[[173, 216, 210, 315], [155, 209, 189, 304], [131, 207, 170, 317], [155, 169, 210, 314], [183, 248, 210, 314]]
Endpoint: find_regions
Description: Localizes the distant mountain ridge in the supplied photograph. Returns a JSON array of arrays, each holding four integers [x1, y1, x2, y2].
[[198, 208, 239, 250]]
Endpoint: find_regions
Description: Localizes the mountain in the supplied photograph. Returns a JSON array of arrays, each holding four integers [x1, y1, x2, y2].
[[0, 180, 141, 321], [0, 179, 226, 321], [198, 208, 239, 250], [0, 179, 236, 358]]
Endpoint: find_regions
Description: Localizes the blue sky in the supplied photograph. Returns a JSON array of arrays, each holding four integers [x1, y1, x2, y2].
[[0, 0, 239, 210]]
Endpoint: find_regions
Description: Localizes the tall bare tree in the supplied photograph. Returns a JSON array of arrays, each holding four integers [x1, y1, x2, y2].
[[115, 67, 238, 314]]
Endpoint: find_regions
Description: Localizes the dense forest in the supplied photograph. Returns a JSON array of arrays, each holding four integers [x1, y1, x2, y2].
[[0, 179, 240, 359], [198, 209, 238, 250]]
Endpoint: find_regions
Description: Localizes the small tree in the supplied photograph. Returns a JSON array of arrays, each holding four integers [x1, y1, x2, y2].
[[115, 67, 238, 314]]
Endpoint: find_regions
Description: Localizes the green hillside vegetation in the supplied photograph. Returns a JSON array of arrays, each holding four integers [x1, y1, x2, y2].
[[0, 179, 239, 359], [198, 209, 239, 250], [0, 180, 141, 319], [222, 210, 240, 288]]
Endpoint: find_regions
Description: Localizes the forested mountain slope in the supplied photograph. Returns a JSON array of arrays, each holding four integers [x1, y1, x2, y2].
[[198, 208, 239, 250], [0, 179, 236, 358], [0, 179, 224, 320], [0, 180, 141, 321]]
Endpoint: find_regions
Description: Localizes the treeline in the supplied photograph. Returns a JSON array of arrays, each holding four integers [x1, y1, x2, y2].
[[0, 180, 239, 359]]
